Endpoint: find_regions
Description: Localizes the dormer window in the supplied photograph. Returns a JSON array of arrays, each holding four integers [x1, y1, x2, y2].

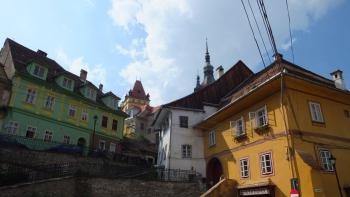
[[86, 87, 96, 99], [63, 78, 73, 89], [33, 65, 45, 78]]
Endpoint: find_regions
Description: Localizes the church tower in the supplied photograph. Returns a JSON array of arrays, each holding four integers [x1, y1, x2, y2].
[[194, 39, 215, 92]]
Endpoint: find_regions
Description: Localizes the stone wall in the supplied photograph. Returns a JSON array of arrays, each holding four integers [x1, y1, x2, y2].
[[0, 177, 203, 197]]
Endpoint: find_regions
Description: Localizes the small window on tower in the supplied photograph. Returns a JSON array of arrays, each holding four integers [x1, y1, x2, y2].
[[344, 110, 350, 118]]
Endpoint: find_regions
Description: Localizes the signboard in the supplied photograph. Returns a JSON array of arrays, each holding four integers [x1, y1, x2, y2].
[[240, 188, 270, 196], [290, 189, 299, 197]]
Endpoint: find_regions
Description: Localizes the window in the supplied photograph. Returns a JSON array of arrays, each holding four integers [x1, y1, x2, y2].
[[260, 152, 273, 175], [112, 119, 118, 131], [33, 65, 45, 78], [69, 105, 77, 117], [81, 108, 88, 121], [44, 95, 55, 110], [231, 117, 245, 136], [140, 123, 144, 130], [44, 130, 53, 142], [240, 158, 249, 178], [344, 110, 349, 118], [102, 116, 108, 128], [25, 89, 36, 104], [86, 88, 95, 99], [181, 144, 192, 158], [256, 106, 268, 127], [63, 78, 73, 89], [99, 140, 106, 150], [309, 102, 324, 123], [63, 135, 70, 144], [319, 149, 334, 171], [147, 128, 152, 134], [209, 130, 216, 147], [110, 143, 116, 152], [26, 126, 36, 138], [6, 121, 19, 135], [179, 116, 188, 128]]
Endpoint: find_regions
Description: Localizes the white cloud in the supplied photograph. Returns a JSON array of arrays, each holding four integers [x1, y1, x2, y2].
[[56, 49, 107, 87], [108, 0, 343, 105]]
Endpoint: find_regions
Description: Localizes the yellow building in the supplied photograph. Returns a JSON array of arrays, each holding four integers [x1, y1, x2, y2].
[[196, 55, 350, 197]]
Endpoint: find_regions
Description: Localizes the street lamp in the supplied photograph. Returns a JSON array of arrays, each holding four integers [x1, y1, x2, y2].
[[91, 115, 98, 151], [329, 154, 343, 197]]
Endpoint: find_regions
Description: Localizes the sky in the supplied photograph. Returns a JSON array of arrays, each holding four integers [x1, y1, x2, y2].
[[0, 0, 349, 106]]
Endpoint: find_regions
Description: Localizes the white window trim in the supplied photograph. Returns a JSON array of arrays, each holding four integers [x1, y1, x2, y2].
[[209, 130, 216, 147], [256, 106, 268, 128], [319, 149, 334, 172], [110, 143, 116, 152], [26, 125, 37, 138], [25, 89, 37, 104], [6, 121, 19, 135], [99, 140, 106, 150], [81, 108, 88, 121], [44, 130, 53, 142], [181, 144, 192, 159], [240, 158, 249, 178], [44, 95, 55, 110], [63, 135, 70, 144], [309, 102, 324, 123], [231, 116, 245, 137], [33, 65, 45, 78], [260, 152, 273, 175], [69, 105, 77, 117]]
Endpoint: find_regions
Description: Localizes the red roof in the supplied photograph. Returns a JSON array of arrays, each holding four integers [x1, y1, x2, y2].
[[127, 80, 149, 100]]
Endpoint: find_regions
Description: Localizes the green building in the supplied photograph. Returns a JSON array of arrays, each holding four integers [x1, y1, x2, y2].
[[0, 38, 128, 153]]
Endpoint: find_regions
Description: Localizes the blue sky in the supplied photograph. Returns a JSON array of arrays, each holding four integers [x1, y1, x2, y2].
[[0, 0, 349, 105]]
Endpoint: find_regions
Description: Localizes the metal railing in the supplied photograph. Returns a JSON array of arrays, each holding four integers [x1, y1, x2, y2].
[[155, 168, 202, 182]]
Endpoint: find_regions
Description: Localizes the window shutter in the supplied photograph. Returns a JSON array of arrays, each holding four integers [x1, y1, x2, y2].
[[264, 105, 269, 125], [230, 121, 236, 136], [249, 112, 256, 129], [241, 116, 245, 134]]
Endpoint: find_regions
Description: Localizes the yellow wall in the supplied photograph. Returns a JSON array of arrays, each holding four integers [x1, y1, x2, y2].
[[202, 75, 350, 197]]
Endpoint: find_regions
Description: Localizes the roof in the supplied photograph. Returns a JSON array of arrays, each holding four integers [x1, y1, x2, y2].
[[101, 91, 121, 100], [0, 63, 10, 85], [126, 80, 149, 100], [5, 38, 127, 117], [163, 60, 254, 110]]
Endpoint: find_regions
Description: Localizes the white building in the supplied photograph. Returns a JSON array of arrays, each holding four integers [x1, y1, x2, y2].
[[153, 41, 254, 177]]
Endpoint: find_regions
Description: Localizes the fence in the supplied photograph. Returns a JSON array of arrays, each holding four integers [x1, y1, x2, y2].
[[156, 168, 202, 182]]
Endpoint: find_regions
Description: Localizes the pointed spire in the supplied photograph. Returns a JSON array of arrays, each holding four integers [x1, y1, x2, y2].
[[194, 75, 201, 92], [205, 37, 210, 63]]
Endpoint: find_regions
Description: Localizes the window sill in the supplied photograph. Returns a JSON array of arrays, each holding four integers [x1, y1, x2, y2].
[[254, 124, 270, 134], [234, 133, 248, 142], [312, 121, 326, 127]]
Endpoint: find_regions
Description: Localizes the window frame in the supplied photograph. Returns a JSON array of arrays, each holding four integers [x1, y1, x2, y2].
[[179, 116, 189, 128], [33, 65, 45, 78], [44, 95, 55, 110], [259, 151, 274, 176], [63, 77, 73, 89], [44, 130, 53, 142], [208, 130, 216, 147], [25, 88, 37, 104], [256, 106, 268, 128], [102, 116, 108, 128], [181, 144, 192, 159], [239, 157, 250, 179], [109, 143, 116, 152], [6, 121, 19, 135], [99, 140, 106, 151], [319, 149, 334, 172], [309, 101, 324, 123], [63, 135, 70, 144], [69, 105, 77, 117], [81, 108, 88, 121], [25, 126, 37, 139], [235, 116, 245, 136], [112, 119, 118, 131]]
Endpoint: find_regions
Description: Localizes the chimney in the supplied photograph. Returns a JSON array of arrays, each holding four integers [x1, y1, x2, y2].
[[330, 70, 346, 90], [80, 69, 87, 81], [99, 84, 103, 92], [37, 49, 47, 57], [216, 65, 224, 78], [273, 53, 283, 62]]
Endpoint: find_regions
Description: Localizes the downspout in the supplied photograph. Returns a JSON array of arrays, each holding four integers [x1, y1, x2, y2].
[[280, 67, 297, 181]]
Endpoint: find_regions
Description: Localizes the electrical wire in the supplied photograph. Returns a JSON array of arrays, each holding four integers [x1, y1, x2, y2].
[[240, 0, 266, 68], [247, 0, 272, 63], [285, 0, 295, 63], [256, 0, 274, 55], [257, 0, 278, 56]]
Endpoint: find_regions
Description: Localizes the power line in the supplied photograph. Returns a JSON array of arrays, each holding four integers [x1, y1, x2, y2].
[[285, 0, 295, 63], [257, 0, 278, 56], [240, 0, 266, 67], [256, 0, 274, 55], [247, 0, 272, 63]]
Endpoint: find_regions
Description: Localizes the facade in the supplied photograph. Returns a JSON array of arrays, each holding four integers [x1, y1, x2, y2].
[[153, 43, 254, 176], [0, 38, 127, 153], [196, 55, 350, 196], [121, 80, 158, 143]]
